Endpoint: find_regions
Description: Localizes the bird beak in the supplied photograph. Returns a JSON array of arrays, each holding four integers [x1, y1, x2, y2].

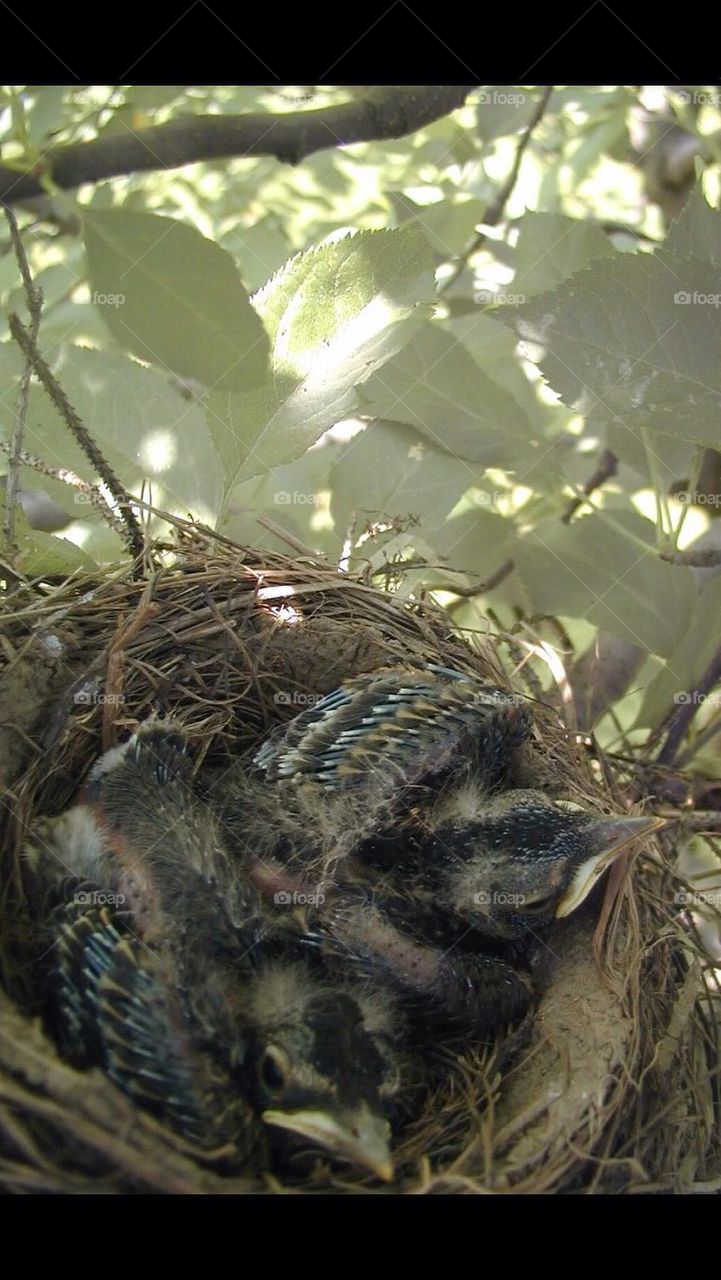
[[555, 814, 665, 919], [262, 1101, 394, 1182]]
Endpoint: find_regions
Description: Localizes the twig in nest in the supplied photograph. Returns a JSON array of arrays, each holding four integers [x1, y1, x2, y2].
[[7, 311, 145, 559], [428, 558, 517, 600], [2, 207, 43, 548]]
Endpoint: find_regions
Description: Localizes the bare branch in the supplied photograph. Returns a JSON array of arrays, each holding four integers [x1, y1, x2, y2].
[[440, 87, 554, 294], [561, 448, 619, 524], [7, 313, 145, 559], [2, 207, 43, 547], [660, 548, 721, 567], [656, 647, 721, 767], [0, 88, 475, 205]]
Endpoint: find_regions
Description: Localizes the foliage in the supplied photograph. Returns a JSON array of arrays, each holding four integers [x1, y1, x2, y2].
[[2, 84, 721, 764]]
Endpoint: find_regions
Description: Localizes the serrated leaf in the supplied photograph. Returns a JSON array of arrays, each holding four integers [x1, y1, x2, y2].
[[206, 228, 435, 485], [664, 186, 721, 266], [357, 321, 531, 463], [513, 212, 615, 297], [502, 249, 721, 450], [83, 210, 270, 392], [515, 511, 696, 656]]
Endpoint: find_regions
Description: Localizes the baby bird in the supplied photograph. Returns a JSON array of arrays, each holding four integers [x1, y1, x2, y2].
[[254, 662, 531, 803], [356, 785, 663, 942], [247, 663, 661, 928], [219, 664, 662, 1028], [25, 723, 402, 1181]]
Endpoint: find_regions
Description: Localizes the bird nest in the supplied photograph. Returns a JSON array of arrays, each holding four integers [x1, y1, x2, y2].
[[0, 528, 719, 1194]]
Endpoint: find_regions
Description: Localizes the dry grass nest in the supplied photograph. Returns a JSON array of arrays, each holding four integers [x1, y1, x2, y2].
[[0, 526, 719, 1194]]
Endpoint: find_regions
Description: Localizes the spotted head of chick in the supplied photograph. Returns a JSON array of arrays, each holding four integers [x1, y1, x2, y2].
[[243, 962, 401, 1181], [414, 787, 664, 941]]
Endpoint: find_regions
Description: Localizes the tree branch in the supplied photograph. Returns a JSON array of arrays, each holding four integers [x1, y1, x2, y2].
[[7, 313, 145, 559], [440, 86, 554, 294], [656, 646, 721, 767], [562, 448, 618, 524], [2, 207, 43, 547], [0, 88, 475, 205]]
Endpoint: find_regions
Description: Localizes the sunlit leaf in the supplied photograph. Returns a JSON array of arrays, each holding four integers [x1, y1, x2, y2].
[[502, 248, 721, 450], [0, 346, 223, 519], [84, 209, 270, 391], [206, 228, 435, 485]]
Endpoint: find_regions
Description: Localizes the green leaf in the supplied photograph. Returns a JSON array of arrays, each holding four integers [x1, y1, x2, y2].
[[390, 195, 486, 258], [330, 420, 478, 535], [513, 212, 615, 297], [476, 89, 544, 141], [357, 322, 532, 464], [1, 487, 96, 576], [222, 442, 343, 558], [83, 209, 270, 392], [0, 346, 223, 520], [220, 219, 292, 293], [664, 186, 721, 266], [635, 575, 721, 729], [502, 249, 721, 451], [515, 511, 696, 656], [206, 228, 435, 486]]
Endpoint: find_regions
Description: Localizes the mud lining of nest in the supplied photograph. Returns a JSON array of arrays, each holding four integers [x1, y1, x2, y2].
[[1, 534, 719, 1194]]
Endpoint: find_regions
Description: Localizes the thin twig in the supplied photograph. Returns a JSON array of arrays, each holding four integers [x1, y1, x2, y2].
[[424, 558, 517, 599], [660, 548, 721, 567], [7, 312, 145, 559], [440, 87, 554, 294], [675, 714, 721, 768], [561, 448, 618, 524], [2, 207, 43, 547], [0, 439, 128, 537], [656, 646, 721, 767]]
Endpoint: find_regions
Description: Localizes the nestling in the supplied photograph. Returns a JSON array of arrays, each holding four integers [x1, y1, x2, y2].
[[25, 722, 404, 1180], [220, 664, 662, 1023]]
